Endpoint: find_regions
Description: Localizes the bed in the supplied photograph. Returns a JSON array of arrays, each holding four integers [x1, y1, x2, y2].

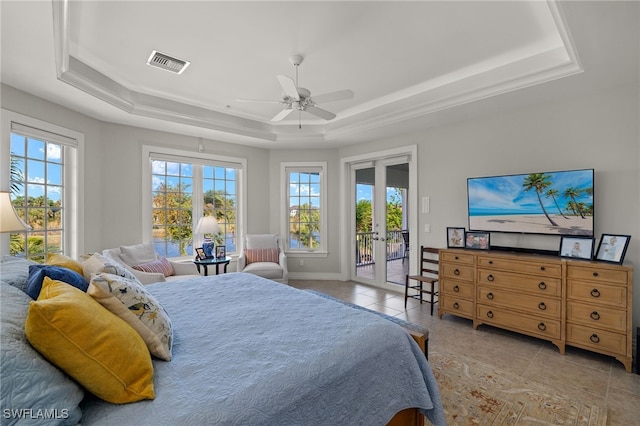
[[1, 255, 445, 426]]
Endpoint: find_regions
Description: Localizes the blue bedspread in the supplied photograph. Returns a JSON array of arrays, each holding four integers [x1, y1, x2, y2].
[[80, 273, 445, 425]]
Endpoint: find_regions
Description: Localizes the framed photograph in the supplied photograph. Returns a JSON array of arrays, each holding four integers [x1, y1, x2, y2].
[[447, 227, 465, 248], [595, 234, 631, 264], [195, 247, 212, 260], [215, 245, 226, 259], [559, 236, 594, 260], [464, 231, 490, 250]]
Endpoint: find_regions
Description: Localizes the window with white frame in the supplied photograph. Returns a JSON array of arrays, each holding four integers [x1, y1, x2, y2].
[[143, 146, 245, 259], [4, 114, 83, 261], [281, 162, 327, 254]]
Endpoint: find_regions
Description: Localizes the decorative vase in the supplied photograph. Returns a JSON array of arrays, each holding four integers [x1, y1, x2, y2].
[[202, 237, 214, 258]]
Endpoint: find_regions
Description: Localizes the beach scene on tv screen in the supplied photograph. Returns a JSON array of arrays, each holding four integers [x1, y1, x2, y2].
[[468, 170, 594, 236]]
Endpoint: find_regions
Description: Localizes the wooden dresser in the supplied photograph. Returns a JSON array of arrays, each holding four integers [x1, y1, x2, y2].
[[438, 248, 634, 372]]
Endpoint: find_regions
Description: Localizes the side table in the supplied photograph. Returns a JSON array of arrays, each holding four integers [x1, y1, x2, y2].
[[193, 257, 231, 276]]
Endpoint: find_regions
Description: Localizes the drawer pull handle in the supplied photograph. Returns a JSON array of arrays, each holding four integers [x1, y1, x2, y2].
[[454, 256, 459, 260], [454, 269, 460, 276], [538, 323, 546, 331], [590, 311, 600, 320], [590, 334, 600, 344], [593, 272, 599, 277], [487, 274, 494, 282], [453, 285, 460, 292], [538, 302, 546, 311], [486, 311, 494, 318], [488, 260, 493, 264], [487, 292, 494, 300], [590, 289, 601, 298], [453, 302, 459, 309], [540, 266, 546, 271], [538, 282, 547, 290]]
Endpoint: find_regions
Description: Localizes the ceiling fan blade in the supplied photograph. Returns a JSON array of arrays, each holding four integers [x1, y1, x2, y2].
[[270, 108, 294, 122], [305, 105, 336, 120], [277, 75, 300, 100], [236, 98, 283, 104], [311, 89, 354, 104]]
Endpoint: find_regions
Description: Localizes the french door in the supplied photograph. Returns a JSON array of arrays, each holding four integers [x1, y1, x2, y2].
[[351, 156, 411, 288]]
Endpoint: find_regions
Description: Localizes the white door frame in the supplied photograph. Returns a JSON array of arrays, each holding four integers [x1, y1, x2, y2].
[[340, 145, 418, 291]]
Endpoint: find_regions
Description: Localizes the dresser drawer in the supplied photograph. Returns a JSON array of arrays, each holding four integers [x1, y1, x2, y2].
[[567, 280, 627, 308], [567, 265, 628, 284], [477, 256, 562, 278], [477, 305, 561, 339], [477, 269, 561, 296], [440, 263, 474, 281], [566, 323, 626, 355], [477, 286, 561, 319], [441, 279, 474, 298], [567, 301, 626, 332], [440, 251, 475, 265], [440, 297, 474, 318]]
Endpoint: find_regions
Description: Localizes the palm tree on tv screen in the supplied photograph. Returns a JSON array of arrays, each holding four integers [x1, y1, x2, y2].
[[563, 187, 587, 219], [545, 188, 569, 219], [523, 173, 559, 227]]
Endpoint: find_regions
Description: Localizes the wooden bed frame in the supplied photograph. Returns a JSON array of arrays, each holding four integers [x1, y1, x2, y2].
[[387, 329, 427, 426]]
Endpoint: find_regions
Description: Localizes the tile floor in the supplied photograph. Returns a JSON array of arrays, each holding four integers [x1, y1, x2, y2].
[[289, 279, 640, 425]]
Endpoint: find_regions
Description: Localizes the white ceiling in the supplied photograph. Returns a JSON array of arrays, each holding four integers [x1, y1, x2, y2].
[[1, 1, 638, 149]]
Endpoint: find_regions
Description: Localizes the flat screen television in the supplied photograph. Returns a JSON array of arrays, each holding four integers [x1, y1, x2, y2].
[[467, 169, 594, 237]]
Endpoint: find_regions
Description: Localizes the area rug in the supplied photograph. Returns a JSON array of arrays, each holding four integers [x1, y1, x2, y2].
[[429, 350, 608, 425]]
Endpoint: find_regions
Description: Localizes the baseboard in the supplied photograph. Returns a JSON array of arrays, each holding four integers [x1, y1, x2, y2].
[[288, 271, 345, 281]]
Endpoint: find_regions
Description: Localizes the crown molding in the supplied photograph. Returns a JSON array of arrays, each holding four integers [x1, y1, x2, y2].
[[52, 0, 582, 144]]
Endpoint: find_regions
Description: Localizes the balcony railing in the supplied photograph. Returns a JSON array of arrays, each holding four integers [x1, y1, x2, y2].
[[356, 230, 408, 266]]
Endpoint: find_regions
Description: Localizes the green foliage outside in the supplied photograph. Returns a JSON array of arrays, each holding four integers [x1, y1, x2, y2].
[[152, 184, 236, 256], [356, 188, 404, 232]]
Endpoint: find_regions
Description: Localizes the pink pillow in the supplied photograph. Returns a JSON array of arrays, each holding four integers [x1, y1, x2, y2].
[[245, 248, 279, 265], [132, 257, 175, 277]]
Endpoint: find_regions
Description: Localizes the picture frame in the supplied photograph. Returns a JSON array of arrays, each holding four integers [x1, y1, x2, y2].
[[595, 234, 631, 264], [215, 245, 226, 259], [559, 236, 594, 260], [447, 227, 465, 248], [464, 231, 490, 250], [195, 247, 212, 260]]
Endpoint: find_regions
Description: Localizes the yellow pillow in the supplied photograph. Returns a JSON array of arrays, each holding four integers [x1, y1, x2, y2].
[[25, 277, 155, 403], [45, 253, 84, 275]]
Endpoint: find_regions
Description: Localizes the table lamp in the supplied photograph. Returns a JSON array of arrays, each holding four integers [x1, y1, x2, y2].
[[0, 191, 31, 232], [194, 216, 220, 258]]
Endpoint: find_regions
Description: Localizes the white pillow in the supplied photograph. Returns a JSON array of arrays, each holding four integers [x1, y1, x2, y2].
[[119, 243, 157, 266]]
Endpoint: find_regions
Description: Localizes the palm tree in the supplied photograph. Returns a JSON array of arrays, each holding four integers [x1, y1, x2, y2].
[[545, 188, 569, 219], [522, 173, 558, 226], [563, 187, 586, 218]]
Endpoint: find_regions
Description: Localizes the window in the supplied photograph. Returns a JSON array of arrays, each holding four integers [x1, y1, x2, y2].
[[3, 111, 83, 261], [281, 162, 327, 255], [143, 146, 245, 259]]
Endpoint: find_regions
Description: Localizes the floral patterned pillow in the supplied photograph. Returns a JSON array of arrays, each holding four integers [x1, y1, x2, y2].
[[82, 253, 139, 282], [88, 273, 173, 361]]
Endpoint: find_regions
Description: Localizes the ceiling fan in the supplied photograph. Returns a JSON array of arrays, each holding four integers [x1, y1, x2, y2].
[[237, 55, 354, 126]]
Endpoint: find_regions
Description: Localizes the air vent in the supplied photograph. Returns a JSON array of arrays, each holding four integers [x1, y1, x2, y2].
[[146, 50, 190, 74]]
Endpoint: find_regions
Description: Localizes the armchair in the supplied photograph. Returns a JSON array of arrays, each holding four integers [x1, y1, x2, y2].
[[102, 243, 200, 284], [237, 234, 288, 284]]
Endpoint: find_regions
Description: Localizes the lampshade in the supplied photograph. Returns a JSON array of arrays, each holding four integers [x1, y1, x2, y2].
[[194, 216, 220, 235], [0, 191, 31, 233]]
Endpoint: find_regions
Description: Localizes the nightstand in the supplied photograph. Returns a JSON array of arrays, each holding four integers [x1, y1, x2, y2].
[[193, 257, 231, 276]]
